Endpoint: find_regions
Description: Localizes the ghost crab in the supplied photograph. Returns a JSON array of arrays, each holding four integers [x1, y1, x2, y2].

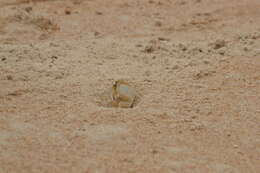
[[111, 80, 137, 108]]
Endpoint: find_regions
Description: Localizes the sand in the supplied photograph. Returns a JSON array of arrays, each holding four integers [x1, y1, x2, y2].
[[0, 0, 260, 172]]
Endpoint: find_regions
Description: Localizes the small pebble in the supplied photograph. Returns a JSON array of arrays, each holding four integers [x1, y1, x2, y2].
[[144, 45, 155, 53], [212, 40, 226, 49], [96, 11, 103, 15], [65, 9, 71, 15], [7, 75, 13, 80], [155, 21, 162, 27]]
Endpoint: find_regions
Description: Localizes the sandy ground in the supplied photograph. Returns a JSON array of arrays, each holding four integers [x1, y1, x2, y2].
[[0, 0, 260, 172]]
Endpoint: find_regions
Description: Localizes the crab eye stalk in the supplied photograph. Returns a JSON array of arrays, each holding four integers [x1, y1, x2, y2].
[[113, 81, 117, 88]]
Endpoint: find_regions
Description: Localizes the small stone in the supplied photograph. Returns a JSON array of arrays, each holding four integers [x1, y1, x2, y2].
[[251, 35, 257, 40], [145, 70, 151, 76], [73, 0, 82, 5], [144, 79, 152, 83], [1, 57, 6, 61], [243, 47, 249, 51], [191, 116, 197, 119], [39, 33, 48, 40], [7, 75, 13, 80], [172, 65, 179, 70], [158, 1, 163, 5], [94, 31, 100, 36], [203, 60, 210, 64], [65, 8, 71, 15], [212, 39, 226, 49], [51, 55, 58, 59], [151, 149, 158, 154], [144, 45, 155, 53], [233, 144, 238, 148], [249, 40, 254, 45], [96, 11, 103, 15], [50, 56, 58, 63], [179, 1, 186, 5], [155, 21, 162, 27], [158, 37, 170, 41], [218, 50, 225, 55], [49, 42, 59, 47], [194, 70, 216, 79], [24, 6, 32, 13], [177, 43, 187, 51]]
